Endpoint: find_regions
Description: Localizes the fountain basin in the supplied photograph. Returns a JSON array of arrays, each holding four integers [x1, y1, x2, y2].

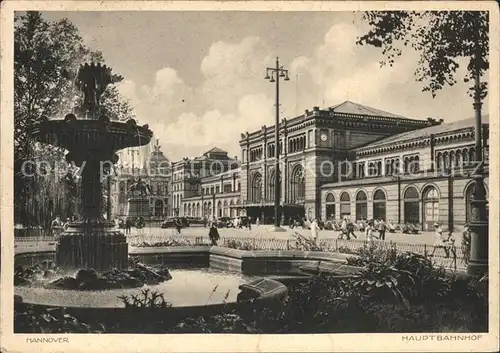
[[15, 268, 255, 308], [32, 118, 152, 155]]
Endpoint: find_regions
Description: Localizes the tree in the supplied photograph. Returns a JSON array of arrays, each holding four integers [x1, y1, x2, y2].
[[14, 12, 135, 226], [357, 11, 489, 100]]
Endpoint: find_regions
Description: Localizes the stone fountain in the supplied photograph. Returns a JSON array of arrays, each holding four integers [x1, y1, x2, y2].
[[32, 63, 153, 271]]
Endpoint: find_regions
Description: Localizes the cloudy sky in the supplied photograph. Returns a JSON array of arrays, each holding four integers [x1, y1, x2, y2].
[[41, 11, 488, 163]]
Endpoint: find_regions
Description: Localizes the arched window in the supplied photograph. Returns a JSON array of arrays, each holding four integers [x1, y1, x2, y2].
[[269, 170, 276, 202], [455, 151, 462, 168], [217, 201, 222, 218], [290, 165, 305, 203], [443, 151, 450, 170], [404, 157, 410, 173], [229, 200, 234, 218], [154, 199, 163, 216], [251, 173, 262, 202], [437, 152, 443, 170], [469, 148, 476, 163], [373, 189, 387, 221], [340, 192, 351, 219], [449, 151, 455, 170], [403, 186, 419, 224], [325, 193, 335, 220], [183, 203, 187, 216], [196, 202, 200, 217], [463, 148, 469, 165], [355, 191, 367, 221], [423, 186, 439, 230]]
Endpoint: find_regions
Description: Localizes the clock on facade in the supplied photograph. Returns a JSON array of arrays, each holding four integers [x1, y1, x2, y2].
[[320, 133, 328, 142]]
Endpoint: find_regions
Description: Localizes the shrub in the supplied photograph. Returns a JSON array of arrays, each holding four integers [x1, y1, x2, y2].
[[174, 313, 258, 333], [14, 305, 105, 333], [337, 246, 358, 255], [226, 239, 254, 250], [118, 289, 172, 308]]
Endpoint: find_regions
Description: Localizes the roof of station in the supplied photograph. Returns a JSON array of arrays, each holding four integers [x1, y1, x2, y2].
[[329, 101, 410, 119], [356, 115, 490, 151]]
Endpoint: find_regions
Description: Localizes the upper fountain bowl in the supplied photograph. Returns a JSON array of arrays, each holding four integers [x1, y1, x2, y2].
[[33, 114, 153, 158]]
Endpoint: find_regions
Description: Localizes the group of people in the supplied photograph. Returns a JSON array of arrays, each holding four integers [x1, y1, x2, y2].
[[50, 215, 76, 235]]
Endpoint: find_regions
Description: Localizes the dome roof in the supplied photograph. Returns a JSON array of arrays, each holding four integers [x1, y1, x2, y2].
[[144, 140, 170, 171]]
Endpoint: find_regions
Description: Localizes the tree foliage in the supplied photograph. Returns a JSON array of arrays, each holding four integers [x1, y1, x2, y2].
[[357, 11, 489, 99]]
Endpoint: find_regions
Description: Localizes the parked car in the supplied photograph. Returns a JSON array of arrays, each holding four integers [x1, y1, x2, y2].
[[186, 217, 206, 226], [161, 217, 190, 228], [216, 217, 233, 228], [236, 216, 249, 228]]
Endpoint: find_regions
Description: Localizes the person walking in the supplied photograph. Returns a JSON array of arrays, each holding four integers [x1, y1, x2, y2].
[[347, 219, 357, 240], [365, 219, 378, 246], [430, 222, 449, 258], [175, 219, 182, 235], [462, 223, 471, 264], [310, 218, 320, 243], [340, 218, 348, 240], [378, 219, 386, 241], [208, 223, 220, 246], [125, 218, 132, 234], [256, 217, 260, 227]]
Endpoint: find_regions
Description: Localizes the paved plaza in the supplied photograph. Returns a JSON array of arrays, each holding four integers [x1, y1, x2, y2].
[[15, 224, 465, 247], [127, 225, 465, 246]]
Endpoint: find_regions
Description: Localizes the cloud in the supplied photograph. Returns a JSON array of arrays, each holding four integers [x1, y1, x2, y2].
[[117, 21, 488, 163]]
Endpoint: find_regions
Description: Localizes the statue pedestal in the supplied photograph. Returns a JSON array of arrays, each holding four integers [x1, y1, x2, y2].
[[127, 197, 150, 220]]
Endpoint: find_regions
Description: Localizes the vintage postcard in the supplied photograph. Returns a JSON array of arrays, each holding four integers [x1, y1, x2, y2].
[[1, 0, 499, 352]]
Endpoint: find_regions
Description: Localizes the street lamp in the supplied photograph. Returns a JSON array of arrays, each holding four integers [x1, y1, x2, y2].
[[265, 57, 290, 231], [467, 69, 489, 276]]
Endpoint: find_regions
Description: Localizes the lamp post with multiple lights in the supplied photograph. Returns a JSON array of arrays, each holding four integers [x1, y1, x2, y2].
[[265, 57, 290, 230], [467, 68, 489, 276]]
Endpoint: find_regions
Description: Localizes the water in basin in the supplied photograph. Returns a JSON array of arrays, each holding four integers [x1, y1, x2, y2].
[[15, 268, 255, 308]]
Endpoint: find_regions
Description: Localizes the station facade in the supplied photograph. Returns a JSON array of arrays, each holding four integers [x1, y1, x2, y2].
[[171, 147, 241, 219], [111, 100, 489, 232]]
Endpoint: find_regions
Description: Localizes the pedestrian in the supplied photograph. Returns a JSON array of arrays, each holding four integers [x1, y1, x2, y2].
[[378, 219, 386, 241], [62, 217, 71, 230], [208, 223, 220, 246], [51, 215, 62, 229], [175, 219, 182, 235], [365, 219, 378, 246], [340, 217, 348, 239], [347, 219, 357, 239], [430, 222, 449, 258], [462, 223, 471, 264], [248, 217, 252, 230], [256, 217, 260, 227], [310, 218, 320, 243]]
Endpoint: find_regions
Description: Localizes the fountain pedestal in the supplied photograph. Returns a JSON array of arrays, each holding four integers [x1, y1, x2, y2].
[[56, 225, 128, 270]]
